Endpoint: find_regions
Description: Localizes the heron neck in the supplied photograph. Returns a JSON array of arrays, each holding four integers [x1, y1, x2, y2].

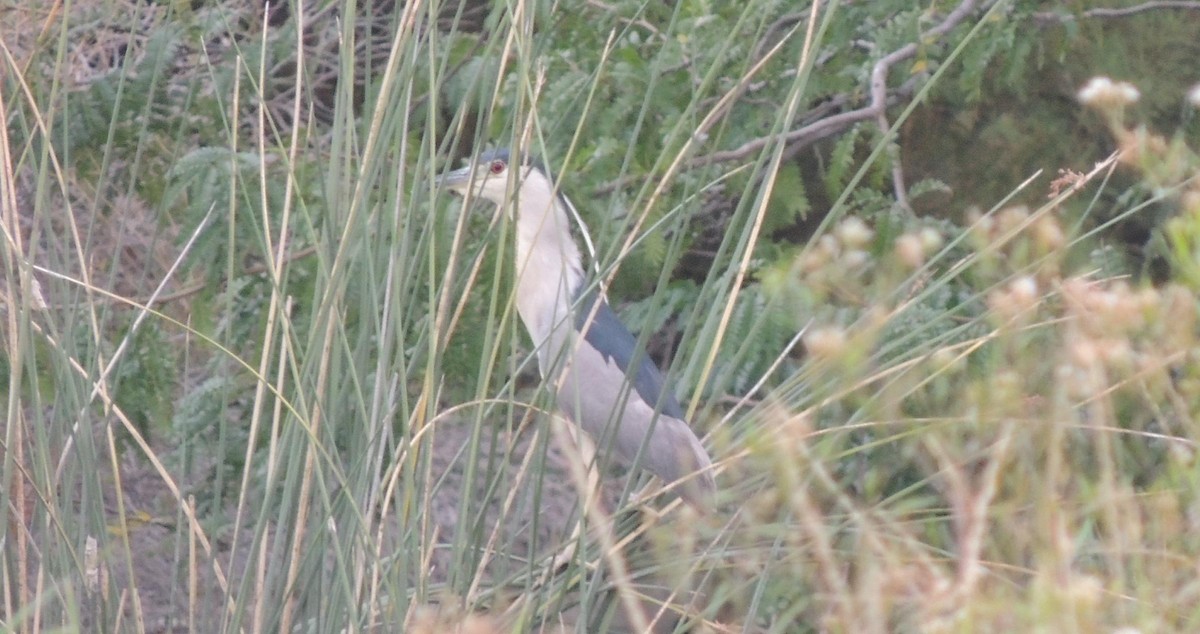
[[512, 186, 585, 359]]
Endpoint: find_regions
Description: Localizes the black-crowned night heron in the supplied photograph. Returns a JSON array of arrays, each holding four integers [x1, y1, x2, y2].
[[438, 148, 716, 508]]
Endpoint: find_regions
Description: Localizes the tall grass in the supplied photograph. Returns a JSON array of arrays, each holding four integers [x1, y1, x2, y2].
[[3, 0, 1200, 632]]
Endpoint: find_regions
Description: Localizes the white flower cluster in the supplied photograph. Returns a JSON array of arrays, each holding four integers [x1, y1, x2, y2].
[[1077, 76, 1140, 108]]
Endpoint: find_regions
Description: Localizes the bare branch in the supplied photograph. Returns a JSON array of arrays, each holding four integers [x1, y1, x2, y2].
[[1035, 1, 1200, 22], [598, 0, 982, 197]]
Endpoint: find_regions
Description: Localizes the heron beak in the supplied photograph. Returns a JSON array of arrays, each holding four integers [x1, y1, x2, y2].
[[436, 164, 475, 194]]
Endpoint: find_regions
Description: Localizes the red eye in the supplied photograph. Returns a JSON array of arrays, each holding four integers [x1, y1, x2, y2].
[[489, 159, 506, 175]]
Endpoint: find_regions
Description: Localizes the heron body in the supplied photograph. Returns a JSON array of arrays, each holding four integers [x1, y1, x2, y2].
[[438, 149, 715, 507]]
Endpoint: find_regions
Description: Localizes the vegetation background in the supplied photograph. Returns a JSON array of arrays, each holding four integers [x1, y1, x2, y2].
[[2, 0, 1200, 631]]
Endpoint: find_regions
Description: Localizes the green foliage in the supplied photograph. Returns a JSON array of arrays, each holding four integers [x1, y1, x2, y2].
[[112, 323, 177, 438], [823, 123, 863, 199], [54, 22, 184, 160], [765, 161, 811, 233], [163, 147, 288, 269], [1166, 204, 1200, 289], [710, 286, 798, 396], [171, 363, 251, 509]]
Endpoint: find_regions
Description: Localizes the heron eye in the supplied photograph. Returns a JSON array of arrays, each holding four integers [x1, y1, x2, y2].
[[489, 159, 506, 175]]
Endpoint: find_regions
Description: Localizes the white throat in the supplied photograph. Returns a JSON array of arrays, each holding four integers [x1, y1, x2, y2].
[[508, 174, 585, 368]]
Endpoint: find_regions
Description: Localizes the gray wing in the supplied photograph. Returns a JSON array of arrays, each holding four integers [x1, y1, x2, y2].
[[573, 293, 686, 420], [568, 291, 716, 508]]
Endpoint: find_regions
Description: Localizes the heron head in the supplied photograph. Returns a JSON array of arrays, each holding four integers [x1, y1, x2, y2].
[[438, 148, 597, 270], [438, 148, 550, 208]]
